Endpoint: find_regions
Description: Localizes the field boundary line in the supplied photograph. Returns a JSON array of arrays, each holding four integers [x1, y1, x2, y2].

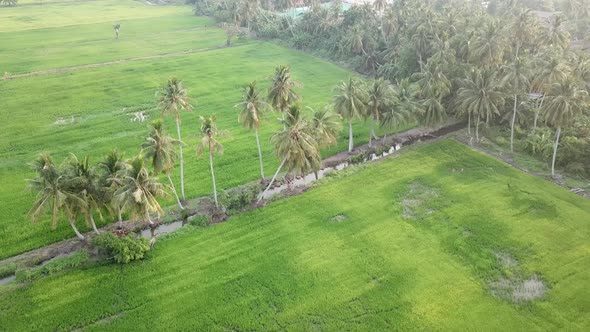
[[1, 42, 255, 80]]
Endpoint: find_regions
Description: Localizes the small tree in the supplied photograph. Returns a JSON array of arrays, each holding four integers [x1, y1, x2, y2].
[[113, 24, 121, 40], [223, 22, 240, 46]]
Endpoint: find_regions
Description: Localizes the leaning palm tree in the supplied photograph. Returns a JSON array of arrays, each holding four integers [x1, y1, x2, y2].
[[502, 57, 530, 153], [333, 78, 367, 152], [236, 81, 270, 182], [258, 120, 321, 202], [142, 119, 184, 210], [115, 157, 166, 225], [98, 150, 128, 228], [542, 77, 589, 177], [365, 78, 394, 147], [380, 96, 416, 143], [456, 69, 506, 142], [157, 78, 193, 203], [196, 116, 224, 208], [268, 65, 300, 129], [27, 154, 87, 241]]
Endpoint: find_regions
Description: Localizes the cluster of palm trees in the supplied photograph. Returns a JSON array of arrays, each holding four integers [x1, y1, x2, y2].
[[0, 0, 18, 7], [27, 150, 165, 241]]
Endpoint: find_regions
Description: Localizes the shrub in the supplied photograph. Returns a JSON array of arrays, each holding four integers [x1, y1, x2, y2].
[[348, 153, 365, 164], [93, 233, 150, 264], [15, 251, 89, 282], [0, 263, 17, 278], [190, 214, 211, 227], [219, 182, 262, 215]]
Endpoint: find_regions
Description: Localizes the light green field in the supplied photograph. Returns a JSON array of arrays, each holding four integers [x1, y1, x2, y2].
[[1, 140, 589, 330], [0, 1, 394, 259]]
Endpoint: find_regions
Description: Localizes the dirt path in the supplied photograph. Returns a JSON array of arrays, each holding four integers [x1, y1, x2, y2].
[[1, 43, 253, 81]]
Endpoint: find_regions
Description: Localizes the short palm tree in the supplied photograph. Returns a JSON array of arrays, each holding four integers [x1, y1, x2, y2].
[[456, 69, 505, 142], [157, 78, 193, 203], [236, 81, 270, 182], [142, 119, 184, 210], [542, 77, 589, 177], [333, 78, 367, 152], [27, 154, 87, 241], [196, 116, 224, 208], [501, 57, 531, 153], [115, 157, 166, 225], [259, 120, 321, 201], [268, 65, 300, 129], [98, 149, 128, 228]]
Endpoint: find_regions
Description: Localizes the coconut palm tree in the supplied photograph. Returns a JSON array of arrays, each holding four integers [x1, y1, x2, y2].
[[502, 57, 531, 153], [157, 78, 193, 203], [380, 93, 416, 143], [196, 116, 224, 208], [63, 154, 102, 234], [333, 78, 367, 152], [542, 77, 589, 177], [115, 157, 166, 225], [365, 78, 394, 147], [413, 63, 451, 127], [456, 69, 506, 142], [142, 119, 184, 210], [98, 149, 128, 228], [27, 154, 87, 241], [470, 20, 507, 68], [268, 65, 300, 129], [543, 15, 570, 52], [531, 52, 569, 129], [236, 81, 270, 182], [309, 107, 342, 148], [259, 120, 321, 201]]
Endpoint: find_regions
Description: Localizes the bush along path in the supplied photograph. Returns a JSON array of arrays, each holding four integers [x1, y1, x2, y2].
[[0, 122, 464, 273]]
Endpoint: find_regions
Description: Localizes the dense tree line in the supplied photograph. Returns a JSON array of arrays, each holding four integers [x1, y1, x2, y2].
[[197, 0, 590, 177]]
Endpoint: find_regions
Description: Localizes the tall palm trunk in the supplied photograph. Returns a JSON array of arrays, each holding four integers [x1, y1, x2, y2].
[[69, 219, 85, 241], [467, 112, 471, 136], [255, 129, 265, 181], [117, 207, 123, 229], [208, 139, 219, 207], [475, 112, 480, 143], [258, 158, 287, 202], [510, 94, 518, 153], [88, 211, 100, 234], [533, 95, 544, 130], [175, 117, 185, 202], [369, 118, 374, 148], [348, 120, 354, 152], [166, 172, 184, 210], [551, 126, 561, 177]]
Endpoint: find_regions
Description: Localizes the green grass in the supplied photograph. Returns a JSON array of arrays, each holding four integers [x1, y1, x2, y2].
[[0, 0, 189, 32], [0, 1, 405, 259], [1, 140, 589, 330], [0, 15, 219, 73]]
